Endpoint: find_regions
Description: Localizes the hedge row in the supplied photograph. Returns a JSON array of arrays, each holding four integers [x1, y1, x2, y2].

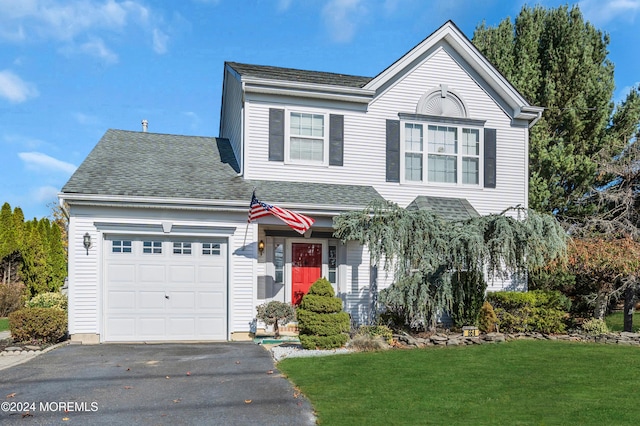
[[487, 290, 570, 334]]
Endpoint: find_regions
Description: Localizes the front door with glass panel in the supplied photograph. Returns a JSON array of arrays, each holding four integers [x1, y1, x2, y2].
[[291, 243, 322, 304]]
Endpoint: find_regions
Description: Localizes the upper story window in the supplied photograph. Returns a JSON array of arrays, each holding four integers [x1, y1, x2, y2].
[[402, 122, 481, 185], [287, 111, 328, 165]]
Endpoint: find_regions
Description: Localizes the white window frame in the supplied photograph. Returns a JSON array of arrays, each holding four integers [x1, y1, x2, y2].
[[284, 109, 329, 166], [400, 120, 483, 187]]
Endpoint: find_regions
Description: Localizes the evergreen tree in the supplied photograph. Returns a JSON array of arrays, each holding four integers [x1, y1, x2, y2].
[[472, 5, 632, 217], [0, 203, 21, 286], [334, 200, 567, 329], [47, 224, 67, 292], [21, 219, 49, 296]]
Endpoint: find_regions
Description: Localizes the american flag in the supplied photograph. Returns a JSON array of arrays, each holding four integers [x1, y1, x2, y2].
[[248, 191, 315, 234]]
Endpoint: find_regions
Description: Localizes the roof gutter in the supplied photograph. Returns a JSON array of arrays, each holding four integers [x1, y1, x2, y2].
[[241, 77, 375, 104], [59, 193, 371, 216]]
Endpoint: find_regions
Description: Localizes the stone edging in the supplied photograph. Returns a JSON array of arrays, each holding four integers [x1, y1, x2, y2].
[[0, 340, 69, 357], [394, 331, 640, 347]]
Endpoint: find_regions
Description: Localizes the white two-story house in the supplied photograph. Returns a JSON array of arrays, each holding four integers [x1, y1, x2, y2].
[[60, 21, 542, 343]]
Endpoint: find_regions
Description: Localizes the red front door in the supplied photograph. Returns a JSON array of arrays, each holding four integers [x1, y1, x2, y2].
[[291, 243, 322, 305]]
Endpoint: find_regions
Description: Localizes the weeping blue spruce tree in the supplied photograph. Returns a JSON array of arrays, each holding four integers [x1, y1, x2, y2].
[[333, 200, 567, 330]]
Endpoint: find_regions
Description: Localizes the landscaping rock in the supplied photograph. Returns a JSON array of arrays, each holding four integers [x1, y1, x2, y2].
[[446, 339, 460, 346], [4, 346, 21, 352]]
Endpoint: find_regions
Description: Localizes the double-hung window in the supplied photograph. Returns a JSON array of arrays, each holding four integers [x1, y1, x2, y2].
[[402, 122, 481, 185], [288, 112, 327, 164]]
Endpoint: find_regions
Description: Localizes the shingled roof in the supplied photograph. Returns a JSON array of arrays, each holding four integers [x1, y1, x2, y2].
[[226, 62, 372, 88], [406, 196, 480, 221], [62, 129, 383, 210]]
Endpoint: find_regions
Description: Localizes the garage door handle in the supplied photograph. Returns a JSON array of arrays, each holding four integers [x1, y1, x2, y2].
[[165, 295, 169, 299]]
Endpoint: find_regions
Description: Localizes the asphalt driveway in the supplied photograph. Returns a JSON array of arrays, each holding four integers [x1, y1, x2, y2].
[[0, 343, 315, 425]]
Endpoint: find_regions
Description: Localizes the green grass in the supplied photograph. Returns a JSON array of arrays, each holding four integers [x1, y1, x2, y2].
[[279, 341, 640, 425], [0, 317, 8, 332], [605, 311, 640, 332]]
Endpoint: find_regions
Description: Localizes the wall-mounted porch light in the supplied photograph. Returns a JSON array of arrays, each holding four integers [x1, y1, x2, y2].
[[83, 232, 91, 255], [258, 240, 265, 256]]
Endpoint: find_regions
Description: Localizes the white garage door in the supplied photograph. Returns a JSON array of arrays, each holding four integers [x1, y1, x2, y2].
[[103, 236, 228, 342]]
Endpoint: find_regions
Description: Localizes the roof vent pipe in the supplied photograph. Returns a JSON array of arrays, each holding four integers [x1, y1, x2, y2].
[[142, 119, 148, 132]]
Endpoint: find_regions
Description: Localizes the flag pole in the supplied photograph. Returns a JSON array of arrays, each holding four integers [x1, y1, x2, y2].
[[243, 187, 257, 248]]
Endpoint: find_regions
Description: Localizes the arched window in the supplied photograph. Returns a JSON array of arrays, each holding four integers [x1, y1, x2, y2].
[[416, 84, 467, 118]]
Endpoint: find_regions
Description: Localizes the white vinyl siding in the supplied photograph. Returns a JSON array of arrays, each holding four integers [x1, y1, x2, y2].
[[242, 47, 527, 216]]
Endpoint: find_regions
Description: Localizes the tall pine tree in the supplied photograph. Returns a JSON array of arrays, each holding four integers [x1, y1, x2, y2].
[[472, 5, 630, 217]]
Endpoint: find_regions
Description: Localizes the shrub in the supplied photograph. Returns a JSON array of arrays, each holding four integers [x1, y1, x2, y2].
[[297, 278, 350, 349], [582, 318, 609, 336], [255, 301, 295, 339], [299, 294, 343, 313], [25, 292, 68, 311], [487, 290, 570, 334], [355, 325, 393, 344], [8, 307, 67, 344], [478, 301, 498, 333], [0, 282, 26, 317], [348, 334, 390, 352]]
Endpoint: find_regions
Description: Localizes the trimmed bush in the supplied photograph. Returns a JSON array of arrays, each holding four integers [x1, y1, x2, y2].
[[25, 292, 68, 311], [8, 307, 67, 344], [300, 334, 348, 350], [487, 290, 570, 334], [297, 278, 350, 349], [0, 282, 26, 317], [582, 318, 609, 335], [299, 294, 343, 313], [478, 301, 498, 333], [356, 325, 393, 344]]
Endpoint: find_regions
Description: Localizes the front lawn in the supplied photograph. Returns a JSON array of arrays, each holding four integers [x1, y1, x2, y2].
[[0, 317, 8, 332], [606, 311, 640, 332], [279, 340, 640, 425]]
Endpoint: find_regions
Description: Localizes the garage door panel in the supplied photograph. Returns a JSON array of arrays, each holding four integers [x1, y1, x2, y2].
[[104, 237, 228, 342], [169, 265, 195, 283], [168, 292, 196, 309], [107, 291, 136, 309], [199, 291, 226, 310], [107, 264, 135, 282], [106, 318, 136, 339], [198, 318, 226, 339], [139, 264, 166, 283], [198, 265, 225, 283], [139, 318, 166, 336], [168, 318, 196, 336], [139, 291, 166, 309]]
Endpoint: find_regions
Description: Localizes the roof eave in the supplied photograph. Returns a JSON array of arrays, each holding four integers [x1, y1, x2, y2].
[[59, 193, 371, 215], [242, 77, 375, 104]]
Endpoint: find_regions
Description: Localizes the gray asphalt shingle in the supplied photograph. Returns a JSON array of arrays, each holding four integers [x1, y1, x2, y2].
[[226, 62, 372, 88], [62, 129, 383, 210], [406, 195, 480, 221]]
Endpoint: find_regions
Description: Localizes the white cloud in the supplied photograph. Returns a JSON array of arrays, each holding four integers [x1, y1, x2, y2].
[[322, 0, 368, 43], [614, 82, 640, 104], [18, 152, 77, 175], [78, 37, 119, 64], [0, 70, 38, 103], [0, 0, 168, 59], [72, 112, 100, 125], [153, 28, 169, 54], [579, 0, 640, 25], [33, 185, 61, 203]]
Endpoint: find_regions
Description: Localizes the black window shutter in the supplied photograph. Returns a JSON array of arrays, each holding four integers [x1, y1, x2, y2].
[[329, 114, 344, 166], [484, 128, 497, 188], [386, 120, 400, 182], [269, 108, 285, 162]]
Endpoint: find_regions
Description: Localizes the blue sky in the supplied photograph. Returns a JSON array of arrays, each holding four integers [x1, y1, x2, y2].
[[1, 0, 639, 220]]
